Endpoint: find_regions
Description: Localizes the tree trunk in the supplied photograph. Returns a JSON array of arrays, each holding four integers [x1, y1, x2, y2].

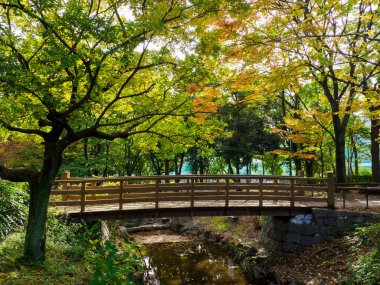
[[23, 145, 62, 261], [23, 178, 52, 261], [371, 117, 380, 182], [227, 159, 234, 174], [335, 130, 346, 183], [350, 132, 359, 176], [305, 160, 314, 178], [319, 142, 325, 178], [164, 160, 170, 183]]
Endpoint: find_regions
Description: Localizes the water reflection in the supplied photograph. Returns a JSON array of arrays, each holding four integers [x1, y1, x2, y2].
[[143, 241, 247, 285]]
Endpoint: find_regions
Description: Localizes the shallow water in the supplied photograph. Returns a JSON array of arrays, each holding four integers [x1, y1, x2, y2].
[[142, 240, 247, 285]]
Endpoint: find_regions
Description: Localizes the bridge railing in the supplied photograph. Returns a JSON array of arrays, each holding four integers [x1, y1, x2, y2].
[[336, 182, 380, 209], [50, 172, 335, 212]]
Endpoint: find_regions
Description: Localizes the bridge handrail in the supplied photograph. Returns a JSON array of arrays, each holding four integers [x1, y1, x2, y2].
[[50, 172, 335, 213], [54, 174, 328, 183]]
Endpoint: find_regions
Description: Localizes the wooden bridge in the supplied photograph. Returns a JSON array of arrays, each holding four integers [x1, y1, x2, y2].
[[50, 173, 335, 221]]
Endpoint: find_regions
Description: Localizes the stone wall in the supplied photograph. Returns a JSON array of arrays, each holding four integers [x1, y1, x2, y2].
[[261, 209, 380, 252]]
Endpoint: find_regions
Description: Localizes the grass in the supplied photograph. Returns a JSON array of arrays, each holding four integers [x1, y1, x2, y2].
[[0, 231, 91, 285], [209, 216, 232, 231]]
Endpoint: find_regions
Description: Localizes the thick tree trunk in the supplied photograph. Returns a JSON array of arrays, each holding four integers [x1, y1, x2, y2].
[[335, 130, 346, 183], [23, 178, 52, 261], [305, 160, 314, 178], [23, 145, 62, 261], [371, 118, 380, 182]]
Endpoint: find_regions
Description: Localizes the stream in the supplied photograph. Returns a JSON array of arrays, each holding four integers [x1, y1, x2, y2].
[[140, 235, 248, 285]]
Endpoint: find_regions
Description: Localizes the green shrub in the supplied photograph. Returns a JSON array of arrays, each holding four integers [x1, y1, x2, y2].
[[351, 174, 373, 183], [0, 181, 28, 239], [86, 240, 142, 285], [344, 223, 380, 285]]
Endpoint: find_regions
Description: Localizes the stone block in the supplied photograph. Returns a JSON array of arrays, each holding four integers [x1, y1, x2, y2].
[[315, 217, 325, 226], [320, 226, 338, 236], [336, 218, 351, 228], [283, 241, 299, 252], [300, 235, 323, 246], [288, 223, 301, 233], [350, 217, 365, 225], [284, 232, 301, 244], [324, 218, 337, 226], [303, 225, 320, 236]]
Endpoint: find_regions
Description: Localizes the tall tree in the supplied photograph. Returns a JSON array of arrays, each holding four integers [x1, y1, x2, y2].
[[0, 0, 243, 261], [219, 0, 379, 182]]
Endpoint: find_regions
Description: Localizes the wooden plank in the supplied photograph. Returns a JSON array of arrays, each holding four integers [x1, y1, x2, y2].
[[290, 179, 295, 207], [122, 198, 156, 203], [188, 191, 225, 196], [225, 179, 230, 207], [121, 185, 156, 193], [261, 185, 291, 191], [85, 199, 120, 206], [51, 190, 81, 195], [158, 197, 192, 202], [229, 191, 263, 196], [228, 195, 260, 200], [193, 196, 227, 201], [191, 178, 195, 208], [158, 184, 191, 191], [262, 195, 292, 201], [119, 181, 123, 210], [54, 174, 327, 184], [293, 186, 327, 192], [293, 197, 327, 202], [80, 182, 86, 212], [86, 195, 119, 200], [124, 193, 156, 199], [259, 178, 263, 207], [336, 186, 369, 191], [84, 188, 120, 195], [50, 200, 82, 206]]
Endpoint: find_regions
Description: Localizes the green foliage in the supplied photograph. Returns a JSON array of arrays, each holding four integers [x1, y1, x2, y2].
[[0, 211, 143, 284], [0, 181, 28, 239], [0, 220, 91, 284], [351, 174, 373, 183], [209, 217, 232, 231], [86, 240, 142, 285], [344, 223, 380, 285]]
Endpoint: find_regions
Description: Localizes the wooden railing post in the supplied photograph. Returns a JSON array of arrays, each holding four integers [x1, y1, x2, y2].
[[274, 177, 278, 195], [327, 172, 335, 209], [155, 179, 159, 210], [259, 178, 263, 207], [91, 181, 96, 199], [342, 187, 346, 209], [225, 178, 230, 207], [119, 181, 123, 210], [80, 181, 86, 212], [297, 170, 305, 196], [290, 179, 295, 207], [62, 171, 70, 201], [190, 178, 194, 208]]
